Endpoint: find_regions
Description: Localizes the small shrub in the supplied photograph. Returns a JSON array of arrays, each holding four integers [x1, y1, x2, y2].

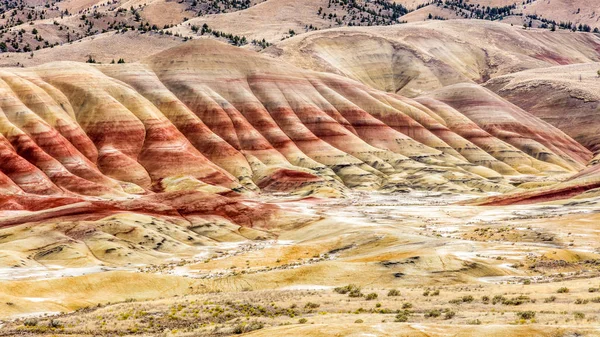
[[334, 284, 359, 294], [492, 295, 505, 304], [450, 295, 474, 305], [387, 289, 401, 297], [366, 293, 378, 301], [334, 284, 363, 297], [233, 321, 264, 334], [23, 318, 38, 327], [544, 296, 557, 303], [425, 309, 441, 318], [354, 319, 363, 323], [395, 311, 410, 322], [444, 310, 456, 320], [305, 302, 320, 309], [574, 312, 585, 320], [557, 287, 569, 294], [48, 319, 63, 328], [516, 311, 536, 320], [298, 318, 308, 324], [402, 302, 412, 309]]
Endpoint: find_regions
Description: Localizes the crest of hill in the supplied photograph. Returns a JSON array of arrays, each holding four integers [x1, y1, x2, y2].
[[485, 62, 600, 162], [0, 38, 595, 226], [264, 20, 600, 97]]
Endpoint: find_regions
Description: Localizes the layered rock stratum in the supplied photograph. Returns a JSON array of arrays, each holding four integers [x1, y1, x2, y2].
[[0, 38, 594, 230], [3, 16, 600, 336]]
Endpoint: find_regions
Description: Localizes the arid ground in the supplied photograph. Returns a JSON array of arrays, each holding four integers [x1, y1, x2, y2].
[[2, 1, 600, 337]]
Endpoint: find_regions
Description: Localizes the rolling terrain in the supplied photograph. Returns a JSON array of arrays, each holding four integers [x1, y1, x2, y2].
[[1, 2, 600, 336]]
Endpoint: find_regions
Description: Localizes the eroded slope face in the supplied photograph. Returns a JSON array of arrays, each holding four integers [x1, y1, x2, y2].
[[266, 20, 600, 97], [485, 63, 600, 159], [0, 38, 594, 274], [0, 39, 590, 208]]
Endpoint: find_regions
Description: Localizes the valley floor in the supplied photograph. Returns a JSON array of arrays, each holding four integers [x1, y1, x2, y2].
[[1, 191, 600, 336]]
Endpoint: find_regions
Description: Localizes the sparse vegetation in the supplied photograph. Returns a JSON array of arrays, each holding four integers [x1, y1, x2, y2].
[[387, 289, 401, 297]]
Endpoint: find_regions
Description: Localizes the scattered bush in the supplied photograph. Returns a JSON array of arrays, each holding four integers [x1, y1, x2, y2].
[[444, 310, 456, 320], [334, 284, 363, 298], [298, 318, 308, 324], [516, 311, 535, 320], [366, 293, 378, 301], [425, 309, 441, 318], [557, 287, 569, 294], [450, 295, 474, 304], [395, 310, 410, 322], [387, 289, 401, 297], [304, 302, 320, 309], [233, 321, 264, 334], [23, 318, 38, 327]]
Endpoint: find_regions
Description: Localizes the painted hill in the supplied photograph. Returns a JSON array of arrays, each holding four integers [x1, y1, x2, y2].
[[0, 38, 591, 229], [265, 20, 600, 96], [485, 63, 600, 162]]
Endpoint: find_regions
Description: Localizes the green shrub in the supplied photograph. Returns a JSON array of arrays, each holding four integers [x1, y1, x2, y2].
[[395, 311, 410, 322], [366, 293, 378, 301], [233, 321, 264, 334], [516, 311, 535, 320], [304, 302, 320, 309], [334, 284, 363, 298], [425, 309, 441, 318], [387, 289, 401, 297], [23, 318, 38, 327], [444, 310, 456, 320]]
